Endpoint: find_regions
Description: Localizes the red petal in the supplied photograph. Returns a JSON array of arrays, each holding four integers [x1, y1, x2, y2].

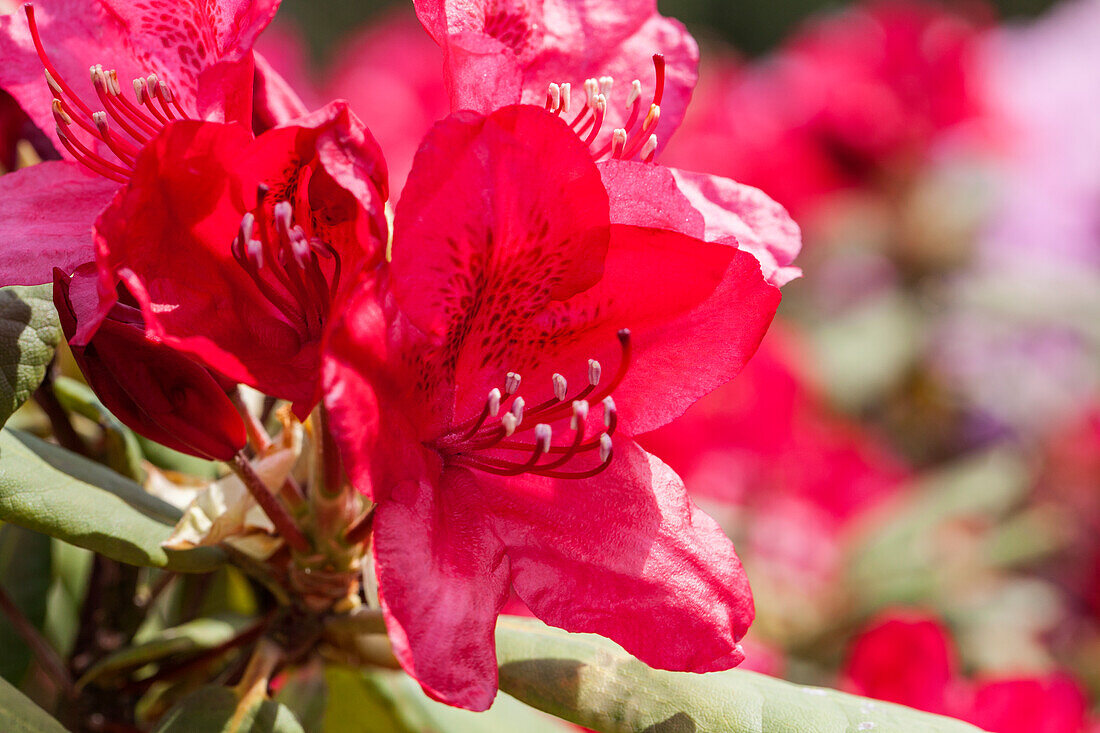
[[0, 161, 116, 285], [480, 441, 752, 673], [374, 469, 510, 711], [391, 103, 609, 361]]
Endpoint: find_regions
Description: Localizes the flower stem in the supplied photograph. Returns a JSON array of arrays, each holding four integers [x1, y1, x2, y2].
[[0, 583, 73, 695], [230, 452, 311, 553]]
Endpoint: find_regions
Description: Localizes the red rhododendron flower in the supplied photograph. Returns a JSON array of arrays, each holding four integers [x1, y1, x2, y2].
[[323, 8, 450, 197], [662, 0, 990, 217], [845, 612, 1091, 732], [87, 102, 387, 416], [638, 327, 908, 590], [54, 264, 246, 460], [0, 0, 279, 285], [324, 104, 784, 710], [844, 612, 959, 714], [413, 0, 697, 157]]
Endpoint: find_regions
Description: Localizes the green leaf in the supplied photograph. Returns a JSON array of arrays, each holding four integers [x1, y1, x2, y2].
[[52, 376, 145, 480], [153, 685, 304, 733], [321, 666, 570, 733], [78, 615, 254, 687], [0, 676, 67, 732], [0, 285, 62, 428], [0, 429, 224, 572], [494, 617, 987, 733], [0, 525, 52, 684]]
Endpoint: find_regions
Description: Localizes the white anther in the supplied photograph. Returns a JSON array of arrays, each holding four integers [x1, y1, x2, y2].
[[585, 78, 599, 108], [273, 200, 294, 235], [560, 83, 571, 113], [552, 373, 568, 401], [146, 73, 159, 90], [504, 372, 522, 395], [108, 70, 122, 95], [598, 76, 613, 95], [595, 94, 607, 113], [51, 99, 71, 125], [535, 424, 552, 453], [640, 134, 658, 161], [487, 388, 502, 416], [587, 359, 602, 386], [510, 396, 525, 424], [44, 69, 61, 95], [611, 128, 627, 156], [602, 396, 616, 428], [599, 433, 613, 462], [570, 400, 589, 430], [627, 79, 642, 107], [92, 110, 108, 132], [238, 212, 256, 244], [501, 412, 519, 436], [132, 78, 145, 104], [158, 81, 174, 103], [547, 82, 560, 111]]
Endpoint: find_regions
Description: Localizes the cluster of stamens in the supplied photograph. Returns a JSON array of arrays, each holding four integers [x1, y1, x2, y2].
[[544, 54, 665, 163], [26, 4, 190, 183], [439, 329, 631, 479], [231, 186, 341, 337]]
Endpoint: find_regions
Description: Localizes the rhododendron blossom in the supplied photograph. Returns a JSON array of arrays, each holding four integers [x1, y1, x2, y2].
[[413, 0, 697, 157], [87, 103, 387, 416], [324, 104, 787, 710], [0, 0, 280, 284]]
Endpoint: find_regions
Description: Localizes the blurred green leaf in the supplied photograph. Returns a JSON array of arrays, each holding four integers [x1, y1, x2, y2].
[[42, 538, 92, 658], [810, 291, 924, 411], [0, 525, 52, 684], [78, 615, 255, 687], [137, 435, 223, 481], [0, 285, 62, 428], [322, 665, 569, 733], [0, 675, 67, 732], [0, 429, 224, 572], [847, 448, 1032, 610], [153, 685, 304, 733], [52, 376, 145, 480], [494, 617, 986, 733]]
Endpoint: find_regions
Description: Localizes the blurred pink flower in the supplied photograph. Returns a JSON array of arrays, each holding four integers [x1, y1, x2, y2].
[[844, 612, 1091, 733], [323, 10, 449, 197], [663, 0, 991, 218], [637, 326, 908, 588]]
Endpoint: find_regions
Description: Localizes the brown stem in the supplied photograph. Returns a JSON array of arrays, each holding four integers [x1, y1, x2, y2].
[[0, 583, 73, 695], [232, 389, 306, 509], [33, 374, 87, 456], [344, 508, 375, 546], [231, 452, 311, 553]]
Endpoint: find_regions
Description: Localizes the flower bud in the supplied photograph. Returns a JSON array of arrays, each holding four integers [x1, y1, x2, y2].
[[53, 266, 247, 461]]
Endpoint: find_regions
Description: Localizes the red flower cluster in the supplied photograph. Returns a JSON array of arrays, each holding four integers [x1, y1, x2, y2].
[[0, 0, 803, 711]]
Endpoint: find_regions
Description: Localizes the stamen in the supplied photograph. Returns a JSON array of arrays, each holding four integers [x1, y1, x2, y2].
[[598, 76, 614, 96], [552, 373, 568, 401], [54, 126, 128, 182], [92, 111, 138, 165], [602, 396, 617, 430], [501, 412, 519, 436], [581, 94, 606, 147], [505, 372, 522, 395], [546, 82, 560, 112], [641, 134, 658, 163], [560, 83, 571, 114], [599, 433, 613, 462], [626, 79, 642, 107], [569, 400, 589, 431], [588, 359, 602, 386], [510, 396, 525, 424], [611, 128, 627, 159]]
